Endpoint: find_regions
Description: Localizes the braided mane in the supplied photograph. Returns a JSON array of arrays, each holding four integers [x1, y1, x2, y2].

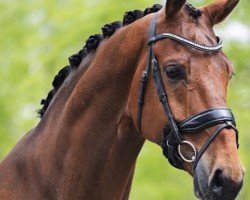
[[38, 3, 201, 118]]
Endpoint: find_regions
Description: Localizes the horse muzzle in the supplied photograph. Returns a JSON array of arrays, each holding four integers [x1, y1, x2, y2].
[[194, 161, 244, 200]]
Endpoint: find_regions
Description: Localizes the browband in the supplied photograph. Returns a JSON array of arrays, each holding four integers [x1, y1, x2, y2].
[[148, 33, 223, 52]]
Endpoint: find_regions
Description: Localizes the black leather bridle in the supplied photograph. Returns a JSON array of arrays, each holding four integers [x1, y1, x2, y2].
[[137, 14, 239, 172]]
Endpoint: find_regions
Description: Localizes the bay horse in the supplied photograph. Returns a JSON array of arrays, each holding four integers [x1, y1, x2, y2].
[[0, 0, 245, 199]]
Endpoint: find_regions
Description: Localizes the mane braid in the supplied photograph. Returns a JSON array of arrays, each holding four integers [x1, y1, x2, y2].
[[185, 3, 202, 18], [38, 4, 163, 118]]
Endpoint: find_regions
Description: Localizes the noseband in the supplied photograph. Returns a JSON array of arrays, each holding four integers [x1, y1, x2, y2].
[[137, 14, 239, 172]]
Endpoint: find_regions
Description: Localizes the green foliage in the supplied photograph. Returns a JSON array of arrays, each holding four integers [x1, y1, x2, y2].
[[0, 0, 249, 199]]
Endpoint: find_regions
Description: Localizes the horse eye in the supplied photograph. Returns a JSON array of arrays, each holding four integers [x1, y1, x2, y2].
[[164, 65, 186, 80]]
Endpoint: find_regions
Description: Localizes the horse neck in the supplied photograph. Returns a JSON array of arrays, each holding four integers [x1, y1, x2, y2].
[[35, 18, 149, 199]]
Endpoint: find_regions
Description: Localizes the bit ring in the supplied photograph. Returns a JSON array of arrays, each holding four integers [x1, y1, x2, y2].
[[178, 141, 197, 163]]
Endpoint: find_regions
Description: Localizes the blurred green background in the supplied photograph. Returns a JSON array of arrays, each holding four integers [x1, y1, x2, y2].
[[0, 0, 249, 199]]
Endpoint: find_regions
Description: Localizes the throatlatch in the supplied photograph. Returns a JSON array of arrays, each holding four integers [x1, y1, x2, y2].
[[137, 14, 239, 172]]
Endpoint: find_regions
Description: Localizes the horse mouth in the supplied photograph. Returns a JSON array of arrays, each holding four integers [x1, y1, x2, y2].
[[193, 171, 207, 200], [194, 186, 206, 200]]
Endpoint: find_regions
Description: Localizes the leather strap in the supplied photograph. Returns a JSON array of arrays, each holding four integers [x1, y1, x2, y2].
[[180, 108, 236, 133], [152, 58, 182, 144], [137, 14, 158, 131], [148, 34, 223, 52], [192, 122, 238, 171]]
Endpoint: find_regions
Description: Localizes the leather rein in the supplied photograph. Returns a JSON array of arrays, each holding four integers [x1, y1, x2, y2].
[[137, 14, 239, 172]]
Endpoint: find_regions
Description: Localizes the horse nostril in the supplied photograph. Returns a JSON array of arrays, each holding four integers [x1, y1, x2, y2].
[[208, 168, 244, 199], [210, 169, 224, 195], [210, 168, 243, 197]]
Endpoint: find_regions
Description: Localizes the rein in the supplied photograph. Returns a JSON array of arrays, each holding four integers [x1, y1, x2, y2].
[[137, 14, 239, 172]]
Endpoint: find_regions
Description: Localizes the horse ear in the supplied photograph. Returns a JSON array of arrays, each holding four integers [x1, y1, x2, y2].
[[203, 0, 240, 25], [165, 0, 186, 18]]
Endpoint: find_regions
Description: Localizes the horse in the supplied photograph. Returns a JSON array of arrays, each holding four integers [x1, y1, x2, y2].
[[0, 0, 245, 199]]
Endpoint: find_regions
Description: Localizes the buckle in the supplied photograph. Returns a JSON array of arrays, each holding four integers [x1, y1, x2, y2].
[[140, 71, 148, 82], [178, 141, 197, 163]]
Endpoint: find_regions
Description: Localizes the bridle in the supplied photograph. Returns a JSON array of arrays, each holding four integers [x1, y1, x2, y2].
[[137, 14, 239, 172]]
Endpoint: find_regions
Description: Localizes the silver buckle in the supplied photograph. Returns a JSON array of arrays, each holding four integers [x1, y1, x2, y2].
[[178, 141, 197, 163]]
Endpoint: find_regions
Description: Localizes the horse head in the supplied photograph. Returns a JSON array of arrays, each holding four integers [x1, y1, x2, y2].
[[129, 1, 244, 199]]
